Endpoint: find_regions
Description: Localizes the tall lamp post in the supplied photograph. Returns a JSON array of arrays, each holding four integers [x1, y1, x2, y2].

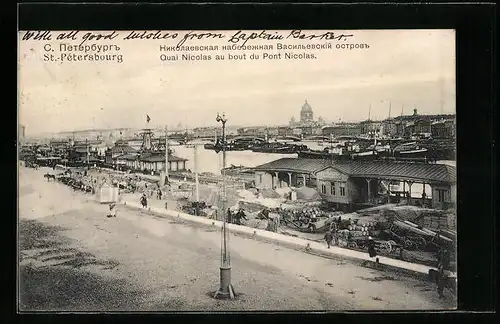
[[214, 112, 235, 300]]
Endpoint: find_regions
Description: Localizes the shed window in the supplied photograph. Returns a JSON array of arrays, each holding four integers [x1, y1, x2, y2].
[[321, 183, 327, 194], [330, 182, 336, 195], [258, 174, 263, 183], [437, 189, 446, 202], [339, 182, 346, 196]]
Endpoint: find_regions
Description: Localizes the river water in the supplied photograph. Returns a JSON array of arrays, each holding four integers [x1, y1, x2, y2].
[[171, 143, 455, 199], [172, 145, 296, 174]]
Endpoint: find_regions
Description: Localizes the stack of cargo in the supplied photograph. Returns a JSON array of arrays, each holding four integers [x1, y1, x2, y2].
[[337, 218, 379, 238], [418, 211, 451, 230]]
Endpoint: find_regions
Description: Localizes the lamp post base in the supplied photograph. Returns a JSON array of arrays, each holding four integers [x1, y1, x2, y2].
[[213, 266, 235, 299]]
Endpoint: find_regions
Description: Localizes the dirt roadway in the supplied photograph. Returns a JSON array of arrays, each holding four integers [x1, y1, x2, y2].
[[18, 166, 456, 311]]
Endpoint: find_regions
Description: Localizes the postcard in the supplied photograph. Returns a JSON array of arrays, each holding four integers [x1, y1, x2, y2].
[[18, 29, 457, 311]]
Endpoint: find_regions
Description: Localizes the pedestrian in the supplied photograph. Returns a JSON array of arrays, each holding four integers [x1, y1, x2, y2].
[[440, 248, 451, 271], [367, 236, 379, 266], [164, 201, 168, 210], [140, 193, 148, 208], [234, 208, 248, 225], [436, 267, 448, 299], [227, 208, 233, 223], [324, 229, 334, 248], [157, 188, 162, 200], [107, 203, 117, 218]]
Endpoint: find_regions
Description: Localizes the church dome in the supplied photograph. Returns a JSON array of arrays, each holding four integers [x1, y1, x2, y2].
[[301, 100, 313, 113], [300, 100, 314, 123]]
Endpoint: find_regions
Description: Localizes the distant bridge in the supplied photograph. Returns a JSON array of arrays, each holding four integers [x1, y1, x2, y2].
[[274, 135, 302, 142], [231, 136, 266, 142], [302, 136, 330, 141]]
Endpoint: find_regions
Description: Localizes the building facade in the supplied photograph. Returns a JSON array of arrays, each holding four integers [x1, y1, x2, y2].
[[322, 124, 362, 137], [192, 127, 218, 139], [114, 152, 188, 173], [359, 120, 383, 135], [253, 158, 456, 211], [406, 119, 432, 136], [381, 119, 398, 137], [315, 166, 360, 206], [431, 119, 456, 139]]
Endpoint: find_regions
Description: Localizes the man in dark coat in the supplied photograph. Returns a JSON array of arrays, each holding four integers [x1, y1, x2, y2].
[[324, 230, 334, 249], [436, 268, 447, 298], [140, 193, 148, 208], [367, 236, 377, 258], [234, 209, 248, 225]]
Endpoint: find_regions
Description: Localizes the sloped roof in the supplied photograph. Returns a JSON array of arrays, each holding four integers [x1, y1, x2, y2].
[[348, 160, 456, 183], [110, 145, 137, 154], [114, 153, 138, 161], [254, 158, 331, 174], [254, 158, 456, 184], [79, 155, 100, 162], [75, 140, 103, 146], [139, 154, 187, 163], [73, 147, 88, 154]]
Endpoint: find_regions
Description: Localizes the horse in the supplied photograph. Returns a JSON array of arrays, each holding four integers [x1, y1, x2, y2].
[[44, 173, 56, 181]]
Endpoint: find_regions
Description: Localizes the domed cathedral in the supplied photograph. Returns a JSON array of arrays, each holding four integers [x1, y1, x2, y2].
[[300, 100, 314, 123]]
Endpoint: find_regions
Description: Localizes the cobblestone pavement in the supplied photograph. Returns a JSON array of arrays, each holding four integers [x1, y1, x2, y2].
[[18, 166, 456, 311]]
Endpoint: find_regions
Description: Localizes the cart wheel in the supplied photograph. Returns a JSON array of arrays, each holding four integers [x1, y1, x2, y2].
[[388, 240, 397, 246], [348, 241, 358, 249], [404, 240, 414, 250], [339, 239, 348, 248], [381, 241, 392, 253]]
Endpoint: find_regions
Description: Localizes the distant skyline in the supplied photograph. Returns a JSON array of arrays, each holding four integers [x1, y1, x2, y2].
[[19, 29, 455, 136]]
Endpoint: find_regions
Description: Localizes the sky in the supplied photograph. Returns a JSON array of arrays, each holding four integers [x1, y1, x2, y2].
[[18, 29, 455, 136]]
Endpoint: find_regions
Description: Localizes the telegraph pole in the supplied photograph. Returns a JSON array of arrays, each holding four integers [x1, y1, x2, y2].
[[214, 112, 235, 300]]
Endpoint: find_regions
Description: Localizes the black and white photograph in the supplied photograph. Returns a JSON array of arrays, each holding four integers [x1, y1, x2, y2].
[[18, 29, 457, 311]]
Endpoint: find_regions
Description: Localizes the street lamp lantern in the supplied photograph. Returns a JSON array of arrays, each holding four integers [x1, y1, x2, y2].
[[213, 112, 235, 300]]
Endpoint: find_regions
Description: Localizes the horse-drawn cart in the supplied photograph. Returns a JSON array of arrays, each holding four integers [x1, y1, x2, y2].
[[338, 232, 403, 255], [379, 220, 435, 251]]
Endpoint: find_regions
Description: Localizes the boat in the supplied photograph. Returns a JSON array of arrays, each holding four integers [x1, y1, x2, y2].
[[204, 143, 216, 150], [393, 142, 430, 158], [397, 148, 429, 158], [297, 150, 353, 161], [350, 150, 379, 160], [251, 142, 303, 154]]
